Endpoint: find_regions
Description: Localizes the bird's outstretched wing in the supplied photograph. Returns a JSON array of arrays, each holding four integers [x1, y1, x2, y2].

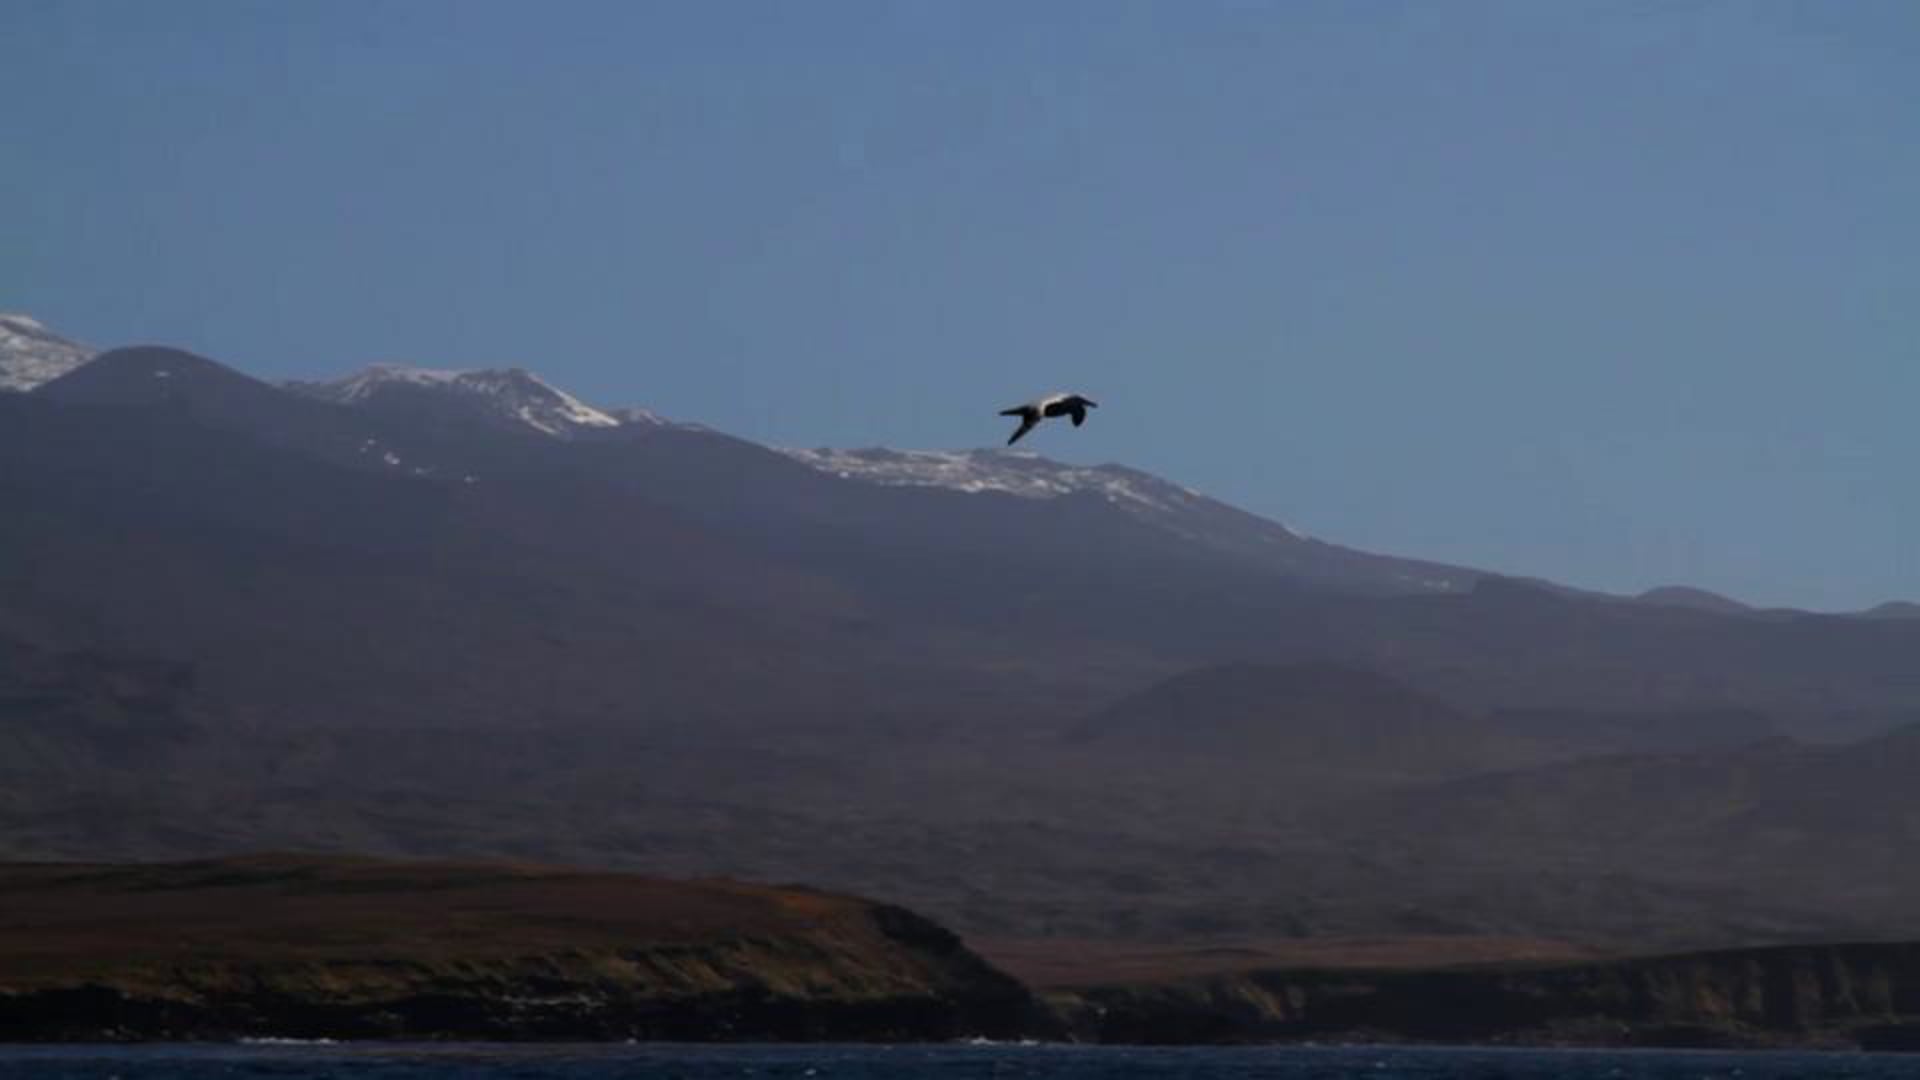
[[1006, 414, 1041, 445]]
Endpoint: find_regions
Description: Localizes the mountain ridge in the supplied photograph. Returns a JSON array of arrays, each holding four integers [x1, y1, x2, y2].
[[286, 363, 624, 438], [9, 315, 1906, 613], [0, 313, 94, 391]]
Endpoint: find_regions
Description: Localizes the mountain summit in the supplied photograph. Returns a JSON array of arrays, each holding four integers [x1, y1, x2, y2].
[[0, 314, 95, 392]]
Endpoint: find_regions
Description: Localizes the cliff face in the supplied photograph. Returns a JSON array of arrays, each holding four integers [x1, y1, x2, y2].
[[9, 855, 1920, 1049], [0, 856, 1038, 1042], [1050, 942, 1920, 1049]]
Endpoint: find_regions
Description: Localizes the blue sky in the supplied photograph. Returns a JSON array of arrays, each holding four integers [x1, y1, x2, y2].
[[4, 1, 1915, 609]]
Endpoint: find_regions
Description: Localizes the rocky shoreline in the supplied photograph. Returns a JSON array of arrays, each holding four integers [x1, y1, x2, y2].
[[0, 983, 1038, 1043], [3, 857, 1919, 1049], [1045, 941, 1920, 1051], [0, 856, 1038, 1043]]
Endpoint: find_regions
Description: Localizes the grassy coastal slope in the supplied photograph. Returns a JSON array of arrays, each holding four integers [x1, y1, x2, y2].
[[0, 855, 1036, 1041]]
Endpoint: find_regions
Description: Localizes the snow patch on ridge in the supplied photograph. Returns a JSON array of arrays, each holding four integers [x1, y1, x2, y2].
[[781, 446, 1307, 540], [319, 364, 465, 398], [292, 364, 621, 437], [0, 314, 96, 392]]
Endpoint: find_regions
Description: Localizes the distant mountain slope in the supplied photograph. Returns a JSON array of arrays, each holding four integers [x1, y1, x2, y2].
[[783, 447, 1483, 595], [1049, 662, 1784, 817], [1068, 663, 1537, 789], [5, 366, 887, 734], [0, 633, 206, 790], [1636, 585, 1754, 615], [14, 344, 1920, 734], [1291, 575, 1920, 723], [1321, 723, 1920, 927], [0, 314, 93, 391], [1863, 601, 1920, 620]]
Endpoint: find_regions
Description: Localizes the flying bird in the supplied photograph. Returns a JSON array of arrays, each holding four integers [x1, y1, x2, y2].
[[1000, 393, 1097, 445]]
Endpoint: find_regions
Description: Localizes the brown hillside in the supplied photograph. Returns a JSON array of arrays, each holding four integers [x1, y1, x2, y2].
[[0, 854, 1035, 1041]]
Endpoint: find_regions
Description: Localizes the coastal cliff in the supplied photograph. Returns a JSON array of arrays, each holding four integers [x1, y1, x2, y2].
[[0, 855, 1038, 1041], [6, 855, 1920, 1049], [1048, 942, 1920, 1049]]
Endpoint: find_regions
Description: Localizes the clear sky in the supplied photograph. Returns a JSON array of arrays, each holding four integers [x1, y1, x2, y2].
[[4, 1, 1915, 610]]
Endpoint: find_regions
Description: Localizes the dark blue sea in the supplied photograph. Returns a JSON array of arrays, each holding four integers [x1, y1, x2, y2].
[[0, 1044, 1914, 1080]]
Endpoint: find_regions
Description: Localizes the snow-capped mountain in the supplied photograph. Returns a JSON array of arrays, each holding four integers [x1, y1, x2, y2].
[[781, 447, 1479, 594], [32, 328, 1476, 598], [0, 314, 95, 392], [287, 364, 621, 438]]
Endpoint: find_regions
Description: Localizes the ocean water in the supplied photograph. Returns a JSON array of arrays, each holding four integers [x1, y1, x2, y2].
[[0, 1044, 1913, 1080]]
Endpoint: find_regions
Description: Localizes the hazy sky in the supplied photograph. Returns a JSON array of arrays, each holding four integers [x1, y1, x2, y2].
[[4, 1, 1915, 610]]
